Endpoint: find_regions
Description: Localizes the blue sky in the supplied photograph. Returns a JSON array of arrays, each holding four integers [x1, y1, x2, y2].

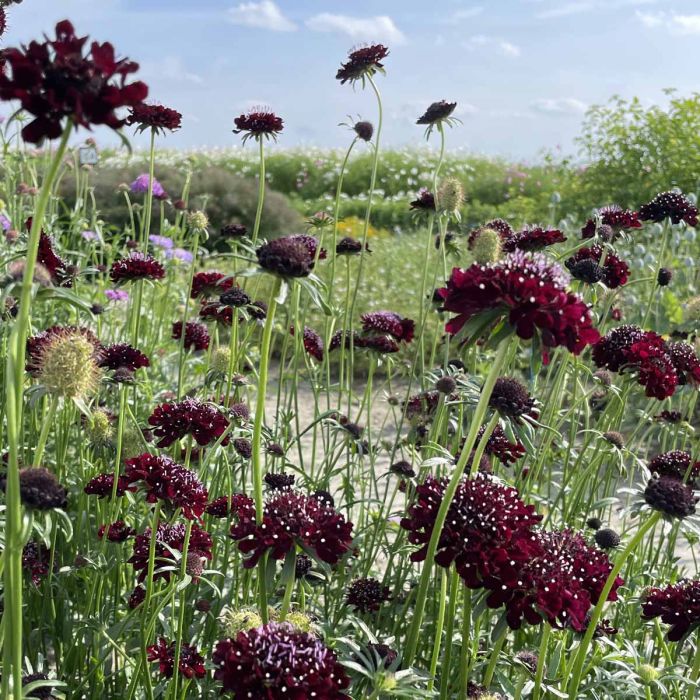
[[4, 0, 700, 159]]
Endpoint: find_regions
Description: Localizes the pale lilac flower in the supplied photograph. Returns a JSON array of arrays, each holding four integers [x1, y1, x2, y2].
[[105, 289, 129, 302], [166, 248, 193, 263], [130, 174, 167, 199], [82, 230, 99, 242], [149, 234, 174, 250], [0, 214, 11, 231]]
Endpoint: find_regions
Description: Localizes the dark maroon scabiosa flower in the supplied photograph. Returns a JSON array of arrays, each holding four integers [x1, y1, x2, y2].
[[13, 467, 67, 510], [84, 473, 132, 498], [0, 8, 6, 39], [147, 637, 206, 679], [657, 410, 684, 424], [230, 490, 353, 568], [127, 103, 181, 134], [346, 577, 390, 613], [668, 341, 700, 385], [410, 188, 436, 212], [171, 320, 210, 351], [336, 44, 389, 85], [625, 333, 678, 400], [110, 253, 164, 283], [400, 474, 541, 588], [329, 329, 357, 352], [353, 120, 374, 141], [205, 492, 255, 519], [569, 258, 604, 284], [417, 100, 457, 126], [436, 375, 457, 394], [480, 425, 526, 465], [190, 271, 234, 299], [581, 205, 642, 239], [128, 585, 146, 609], [264, 472, 295, 491], [128, 522, 212, 583], [639, 190, 698, 226], [360, 335, 400, 354], [219, 287, 251, 308], [0, 19, 148, 143], [404, 389, 441, 422], [290, 325, 324, 361], [19, 672, 58, 699], [486, 529, 622, 631], [295, 554, 313, 579], [390, 460, 416, 478], [233, 437, 252, 459], [22, 541, 52, 585], [38, 232, 72, 286], [642, 579, 700, 642], [644, 475, 697, 519], [220, 222, 247, 238], [361, 311, 415, 343], [503, 226, 566, 253], [25, 324, 102, 376], [594, 528, 620, 549], [148, 398, 230, 448], [233, 109, 283, 143], [658, 268, 673, 286], [336, 236, 370, 255], [213, 622, 351, 697], [565, 245, 629, 289], [198, 301, 233, 326], [439, 251, 600, 358], [99, 343, 150, 372], [591, 325, 646, 372], [257, 236, 316, 278], [123, 453, 208, 520], [289, 233, 327, 260], [649, 451, 700, 483], [248, 300, 267, 320], [489, 377, 538, 422], [98, 520, 135, 542]]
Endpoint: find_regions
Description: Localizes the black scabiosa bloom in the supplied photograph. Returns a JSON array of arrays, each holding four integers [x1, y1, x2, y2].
[[147, 398, 230, 448], [99, 343, 150, 372], [353, 120, 374, 141], [257, 236, 317, 278], [219, 287, 251, 308], [147, 637, 206, 679], [361, 311, 415, 343], [213, 622, 351, 697], [172, 321, 210, 351], [1, 467, 67, 510], [565, 245, 629, 289], [264, 472, 295, 491], [22, 541, 52, 585], [594, 528, 620, 549], [127, 103, 181, 134], [98, 520, 135, 543], [591, 325, 646, 372], [110, 253, 164, 283], [221, 223, 247, 238], [84, 473, 133, 499], [205, 492, 254, 519], [639, 191, 698, 227], [336, 44, 389, 85], [233, 109, 284, 143], [38, 231, 72, 286], [410, 188, 436, 212], [642, 578, 700, 641], [417, 100, 457, 125], [488, 377, 538, 422], [291, 325, 324, 361], [336, 236, 369, 255], [503, 226, 566, 253], [649, 450, 700, 483], [581, 205, 642, 239], [346, 577, 391, 613], [390, 460, 416, 478], [644, 475, 697, 519], [658, 268, 673, 286], [190, 271, 234, 299]]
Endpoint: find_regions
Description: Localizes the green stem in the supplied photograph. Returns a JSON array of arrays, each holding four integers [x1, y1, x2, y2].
[[688, 635, 700, 700], [32, 395, 58, 467], [533, 624, 551, 700], [251, 137, 266, 245], [483, 626, 507, 688], [141, 129, 156, 247], [279, 548, 297, 621], [427, 569, 448, 692]]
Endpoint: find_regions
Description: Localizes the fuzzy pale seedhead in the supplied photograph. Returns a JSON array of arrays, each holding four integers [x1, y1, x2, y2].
[[471, 228, 502, 265], [285, 610, 314, 634], [38, 331, 102, 399], [187, 210, 209, 231], [220, 607, 263, 637], [685, 296, 700, 323], [86, 408, 114, 446], [437, 176, 464, 215], [211, 347, 231, 374]]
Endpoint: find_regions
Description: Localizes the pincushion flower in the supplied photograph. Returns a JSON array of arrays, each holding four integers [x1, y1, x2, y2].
[[38, 232, 71, 286], [565, 245, 629, 289], [488, 377, 538, 422], [336, 44, 389, 85], [502, 226, 566, 253], [148, 398, 230, 448], [128, 522, 212, 583], [229, 490, 353, 568], [346, 577, 391, 613], [110, 252, 164, 283], [127, 103, 181, 134], [639, 190, 698, 226], [360, 311, 415, 343], [410, 188, 436, 212], [400, 474, 541, 588], [190, 271, 234, 299], [581, 205, 642, 239], [649, 451, 700, 483], [130, 174, 167, 199], [486, 529, 622, 631], [416, 100, 457, 126], [257, 236, 317, 278], [212, 622, 351, 697], [352, 120, 373, 141], [336, 236, 369, 255], [667, 341, 700, 385], [147, 637, 206, 679], [625, 333, 678, 400], [199, 301, 233, 326], [172, 321, 210, 351], [644, 475, 697, 519], [591, 325, 647, 372], [233, 109, 283, 143], [290, 325, 324, 361], [99, 343, 149, 372], [438, 251, 600, 358], [22, 541, 52, 585], [123, 453, 208, 520], [0, 19, 148, 143], [205, 492, 255, 519], [84, 473, 133, 498], [642, 579, 700, 641], [0, 467, 67, 510], [98, 520, 135, 542], [480, 424, 526, 465]]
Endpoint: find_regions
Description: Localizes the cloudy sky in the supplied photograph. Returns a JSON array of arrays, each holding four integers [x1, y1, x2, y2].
[[3, 0, 700, 159]]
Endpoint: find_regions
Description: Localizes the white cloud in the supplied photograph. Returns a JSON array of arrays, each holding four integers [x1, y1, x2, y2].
[[227, 1, 296, 32], [531, 97, 588, 114], [536, 2, 594, 19], [305, 13, 406, 45], [636, 10, 700, 34], [140, 56, 203, 85], [536, 0, 656, 19], [636, 10, 664, 27], [452, 6, 484, 21], [464, 35, 521, 57]]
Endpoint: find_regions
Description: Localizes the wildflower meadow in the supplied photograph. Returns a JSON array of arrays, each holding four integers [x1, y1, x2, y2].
[[2, 9, 700, 700]]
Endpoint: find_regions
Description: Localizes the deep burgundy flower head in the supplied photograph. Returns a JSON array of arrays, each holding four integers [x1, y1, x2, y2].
[[248, 300, 268, 321], [257, 236, 317, 278], [336, 44, 389, 84], [99, 343, 150, 372], [360, 334, 400, 354], [569, 258, 604, 284], [361, 311, 415, 343], [230, 490, 353, 568], [233, 109, 283, 143], [644, 475, 697, 519], [643, 578, 700, 642], [353, 120, 374, 141], [128, 585, 146, 609], [668, 341, 700, 386], [591, 325, 646, 372], [8, 467, 67, 510], [128, 522, 212, 582], [410, 188, 436, 212], [503, 226, 566, 253], [346, 577, 390, 613], [581, 205, 642, 239], [264, 472, 296, 491], [148, 398, 230, 448], [147, 637, 206, 679], [84, 472, 133, 498], [290, 325, 324, 361], [123, 453, 208, 520], [489, 377, 538, 422], [22, 541, 52, 585], [98, 520, 135, 542], [220, 223, 247, 238], [625, 332, 678, 400], [127, 103, 181, 134], [657, 409, 683, 424], [329, 329, 357, 352], [639, 191, 698, 226], [205, 492, 255, 519], [172, 320, 210, 351], [479, 424, 526, 465], [219, 286, 251, 308], [404, 389, 442, 422], [416, 100, 457, 125], [439, 251, 600, 357], [233, 437, 252, 459], [110, 252, 164, 283], [0, 19, 148, 143], [25, 325, 101, 375], [190, 271, 234, 299], [594, 528, 620, 549], [19, 672, 57, 699], [213, 622, 351, 697], [565, 245, 629, 289], [198, 301, 233, 326], [401, 474, 541, 588], [38, 231, 72, 286], [336, 236, 369, 255], [485, 529, 622, 631], [290, 233, 327, 260], [658, 268, 673, 286], [649, 450, 700, 483], [390, 460, 416, 478]]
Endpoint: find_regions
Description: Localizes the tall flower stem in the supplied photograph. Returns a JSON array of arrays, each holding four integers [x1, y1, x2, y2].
[[533, 623, 551, 700], [251, 138, 266, 246], [251, 276, 281, 621], [403, 336, 512, 665], [141, 129, 156, 247], [176, 231, 200, 399], [427, 569, 448, 692], [565, 511, 661, 698], [3, 124, 71, 699], [688, 635, 700, 700]]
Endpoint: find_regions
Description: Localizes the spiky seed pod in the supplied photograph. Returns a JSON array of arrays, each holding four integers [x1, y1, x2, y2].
[[38, 330, 102, 399], [603, 431, 625, 449], [437, 177, 464, 215], [470, 228, 502, 265], [211, 347, 231, 374]]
